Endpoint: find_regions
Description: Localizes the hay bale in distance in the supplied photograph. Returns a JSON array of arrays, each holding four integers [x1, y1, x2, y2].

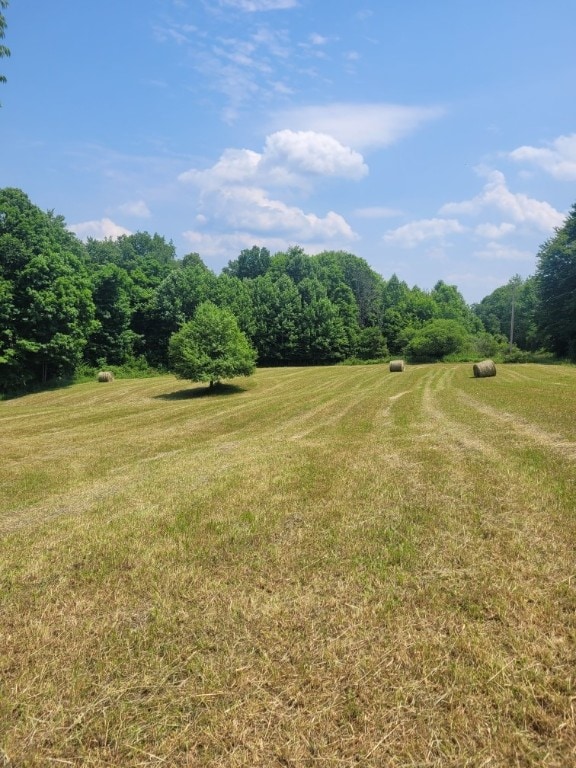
[[97, 370, 115, 383], [473, 359, 496, 378], [389, 360, 405, 372]]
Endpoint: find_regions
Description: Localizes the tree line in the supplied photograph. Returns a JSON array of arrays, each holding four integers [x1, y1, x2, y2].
[[1, 188, 575, 393]]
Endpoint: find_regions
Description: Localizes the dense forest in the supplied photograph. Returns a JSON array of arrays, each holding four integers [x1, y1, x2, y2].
[[1, 187, 575, 393]]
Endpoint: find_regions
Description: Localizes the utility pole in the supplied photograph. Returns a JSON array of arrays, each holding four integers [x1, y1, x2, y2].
[[509, 278, 518, 352]]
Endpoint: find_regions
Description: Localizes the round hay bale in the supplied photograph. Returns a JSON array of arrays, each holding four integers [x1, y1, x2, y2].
[[389, 360, 405, 372], [473, 359, 496, 378], [97, 370, 115, 383]]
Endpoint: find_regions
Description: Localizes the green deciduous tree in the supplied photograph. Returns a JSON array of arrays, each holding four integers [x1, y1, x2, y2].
[[0, 188, 96, 391], [249, 273, 301, 363], [296, 277, 349, 363], [85, 264, 137, 366], [473, 275, 539, 351], [536, 204, 576, 358], [223, 245, 271, 279], [355, 326, 388, 360], [405, 319, 469, 362], [168, 302, 256, 388], [145, 255, 217, 367]]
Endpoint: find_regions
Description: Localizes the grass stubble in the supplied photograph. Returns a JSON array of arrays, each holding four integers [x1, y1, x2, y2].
[[0, 364, 575, 766]]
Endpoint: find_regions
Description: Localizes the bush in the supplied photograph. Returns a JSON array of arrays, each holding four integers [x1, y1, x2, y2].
[[406, 320, 468, 362]]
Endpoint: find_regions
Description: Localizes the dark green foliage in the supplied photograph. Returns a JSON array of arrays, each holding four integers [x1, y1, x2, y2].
[[316, 250, 384, 327], [296, 278, 349, 363], [473, 275, 539, 351], [145, 256, 217, 367], [354, 326, 388, 360], [85, 264, 137, 366], [223, 245, 271, 279], [85, 232, 179, 365], [5, 185, 550, 385], [0, 188, 96, 391], [249, 273, 301, 363], [406, 319, 469, 362], [168, 302, 256, 387], [535, 204, 576, 358]]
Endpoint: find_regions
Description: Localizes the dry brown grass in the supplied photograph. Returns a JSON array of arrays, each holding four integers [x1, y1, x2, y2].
[[1, 364, 575, 766]]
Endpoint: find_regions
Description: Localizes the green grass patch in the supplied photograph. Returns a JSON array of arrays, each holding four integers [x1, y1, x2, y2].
[[1, 363, 575, 766]]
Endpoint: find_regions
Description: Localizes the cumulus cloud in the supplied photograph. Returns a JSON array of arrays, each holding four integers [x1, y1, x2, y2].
[[262, 130, 367, 180], [205, 185, 356, 240], [272, 102, 444, 150], [68, 218, 132, 241], [179, 148, 261, 187], [440, 169, 565, 231], [509, 134, 576, 180], [179, 129, 367, 188], [177, 131, 359, 253], [383, 218, 465, 248]]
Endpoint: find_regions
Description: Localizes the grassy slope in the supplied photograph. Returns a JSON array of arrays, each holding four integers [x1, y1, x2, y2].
[[0, 364, 575, 767]]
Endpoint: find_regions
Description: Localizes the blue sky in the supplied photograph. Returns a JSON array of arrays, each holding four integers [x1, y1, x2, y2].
[[1, 0, 575, 303]]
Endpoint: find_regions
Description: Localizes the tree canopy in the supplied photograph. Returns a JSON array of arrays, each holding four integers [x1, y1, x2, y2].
[[0, 188, 96, 390], [3, 186, 575, 394], [536, 204, 576, 358], [168, 302, 257, 388]]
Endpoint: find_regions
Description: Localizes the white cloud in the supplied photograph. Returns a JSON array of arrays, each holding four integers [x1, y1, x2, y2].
[[272, 102, 444, 150], [475, 222, 516, 239], [179, 130, 367, 187], [383, 218, 465, 248], [205, 185, 356, 240], [262, 130, 367, 180], [179, 148, 261, 186], [509, 134, 576, 180], [68, 218, 132, 241], [440, 169, 565, 231], [177, 131, 362, 260], [118, 200, 151, 218], [182, 230, 289, 259]]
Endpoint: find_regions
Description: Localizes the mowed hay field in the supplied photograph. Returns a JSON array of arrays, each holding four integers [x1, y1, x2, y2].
[[1, 364, 575, 768]]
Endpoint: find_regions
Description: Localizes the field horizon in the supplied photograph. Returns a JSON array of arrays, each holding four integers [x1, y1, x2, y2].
[[1, 363, 575, 767]]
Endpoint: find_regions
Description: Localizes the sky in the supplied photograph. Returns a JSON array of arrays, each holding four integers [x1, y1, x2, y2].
[[1, 0, 575, 303]]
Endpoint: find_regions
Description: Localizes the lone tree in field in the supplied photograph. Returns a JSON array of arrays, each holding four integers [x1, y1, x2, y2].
[[168, 301, 256, 389]]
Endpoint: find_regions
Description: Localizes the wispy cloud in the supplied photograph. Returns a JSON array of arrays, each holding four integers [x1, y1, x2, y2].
[[474, 242, 534, 262], [118, 200, 152, 218], [272, 103, 444, 150], [383, 218, 465, 248]]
